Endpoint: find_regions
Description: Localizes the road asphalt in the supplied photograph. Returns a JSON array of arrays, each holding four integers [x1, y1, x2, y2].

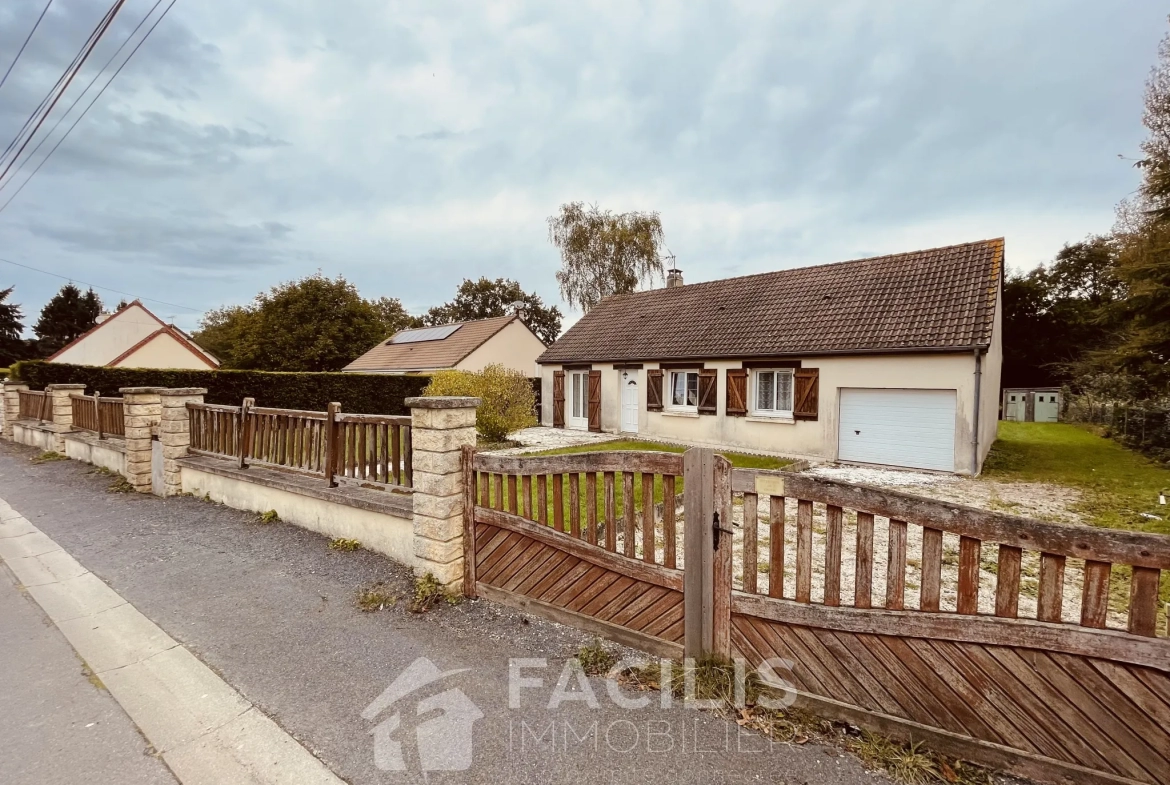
[[0, 440, 900, 785]]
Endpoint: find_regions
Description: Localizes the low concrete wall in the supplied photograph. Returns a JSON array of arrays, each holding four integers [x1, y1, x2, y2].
[[62, 431, 126, 476], [12, 421, 55, 452], [179, 459, 417, 568]]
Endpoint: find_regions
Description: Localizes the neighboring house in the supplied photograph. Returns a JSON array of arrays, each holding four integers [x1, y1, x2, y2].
[[48, 301, 219, 370], [343, 315, 546, 375], [537, 239, 1004, 475], [1002, 387, 1061, 422]]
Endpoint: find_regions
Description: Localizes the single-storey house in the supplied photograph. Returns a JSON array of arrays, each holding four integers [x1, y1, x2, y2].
[[48, 300, 219, 370], [537, 239, 1003, 475], [343, 315, 546, 375]]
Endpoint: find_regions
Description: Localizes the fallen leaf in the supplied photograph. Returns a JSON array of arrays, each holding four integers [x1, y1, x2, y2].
[[794, 735, 809, 745]]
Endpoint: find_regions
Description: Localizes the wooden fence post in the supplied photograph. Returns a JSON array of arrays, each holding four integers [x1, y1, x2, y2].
[[325, 401, 340, 487], [238, 397, 254, 469], [463, 444, 477, 598], [94, 391, 104, 440], [683, 447, 714, 658], [712, 454, 733, 658]]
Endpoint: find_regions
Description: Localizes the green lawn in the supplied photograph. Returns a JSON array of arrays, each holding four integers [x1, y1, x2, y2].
[[524, 438, 793, 470], [983, 421, 1170, 537]]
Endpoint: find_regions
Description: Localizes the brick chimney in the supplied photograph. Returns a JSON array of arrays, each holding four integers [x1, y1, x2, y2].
[[666, 267, 684, 288]]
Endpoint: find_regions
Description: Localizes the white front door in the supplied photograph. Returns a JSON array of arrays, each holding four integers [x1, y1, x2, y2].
[[838, 388, 957, 472], [621, 371, 638, 433], [568, 370, 589, 430]]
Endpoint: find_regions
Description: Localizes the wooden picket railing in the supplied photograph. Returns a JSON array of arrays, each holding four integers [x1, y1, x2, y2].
[[17, 389, 49, 421], [187, 401, 413, 491], [70, 394, 125, 438]]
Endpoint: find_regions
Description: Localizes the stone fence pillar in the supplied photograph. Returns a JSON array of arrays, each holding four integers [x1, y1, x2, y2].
[[120, 387, 163, 493], [1, 382, 28, 440], [406, 396, 480, 590], [47, 383, 86, 452], [159, 388, 205, 497]]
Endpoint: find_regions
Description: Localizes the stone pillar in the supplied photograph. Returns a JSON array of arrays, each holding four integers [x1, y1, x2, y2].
[[159, 388, 205, 497], [406, 396, 480, 590], [47, 383, 86, 452], [1, 382, 28, 441], [120, 387, 163, 493]]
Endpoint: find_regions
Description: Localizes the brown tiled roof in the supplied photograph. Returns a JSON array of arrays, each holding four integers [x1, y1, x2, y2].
[[538, 239, 1003, 364], [344, 315, 517, 372]]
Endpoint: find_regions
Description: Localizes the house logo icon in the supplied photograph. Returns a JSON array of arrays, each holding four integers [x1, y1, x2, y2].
[[362, 657, 483, 772]]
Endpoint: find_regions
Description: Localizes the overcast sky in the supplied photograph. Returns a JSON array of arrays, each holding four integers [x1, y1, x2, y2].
[[0, 1, 1165, 335]]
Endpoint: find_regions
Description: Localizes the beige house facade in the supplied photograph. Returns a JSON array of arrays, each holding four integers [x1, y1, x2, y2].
[[343, 315, 545, 375], [538, 240, 1004, 475], [48, 301, 219, 370]]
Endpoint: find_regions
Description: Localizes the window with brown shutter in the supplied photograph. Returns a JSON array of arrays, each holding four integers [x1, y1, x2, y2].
[[552, 370, 566, 427], [697, 368, 717, 415], [587, 370, 602, 432], [793, 368, 819, 420], [646, 369, 664, 411], [726, 369, 747, 416]]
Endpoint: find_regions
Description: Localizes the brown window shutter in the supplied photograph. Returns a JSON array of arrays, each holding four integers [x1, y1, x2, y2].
[[726, 369, 747, 416], [697, 368, 717, 415], [646, 369, 664, 412], [587, 370, 602, 432], [794, 368, 819, 420], [552, 370, 566, 428]]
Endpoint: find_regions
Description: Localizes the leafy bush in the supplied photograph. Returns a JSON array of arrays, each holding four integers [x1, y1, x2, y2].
[[11, 360, 428, 415], [423, 363, 536, 441]]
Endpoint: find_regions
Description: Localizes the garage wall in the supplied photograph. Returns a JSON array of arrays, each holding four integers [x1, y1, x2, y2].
[[977, 281, 1003, 472]]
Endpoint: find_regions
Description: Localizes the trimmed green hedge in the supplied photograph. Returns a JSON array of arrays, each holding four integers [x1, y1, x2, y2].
[[11, 361, 429, 415]]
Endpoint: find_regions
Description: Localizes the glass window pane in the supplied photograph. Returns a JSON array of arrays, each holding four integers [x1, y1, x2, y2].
[[573, 373, 584, 418], [757, 371, 774, 411], [686, 373, 698, 406], [777, 371, 793, 411], [671, 373, 686, 406]]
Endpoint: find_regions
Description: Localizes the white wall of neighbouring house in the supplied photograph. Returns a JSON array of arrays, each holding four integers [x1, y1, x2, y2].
[[457, 319, 546, 376], [50, 304, 162, 366], [113, 331, 215, 370], [977, 282, 1004, 472], [541, 351, 988, 474]]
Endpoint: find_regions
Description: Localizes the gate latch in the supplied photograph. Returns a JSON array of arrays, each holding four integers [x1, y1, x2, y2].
[[712, 511, 737, 551]]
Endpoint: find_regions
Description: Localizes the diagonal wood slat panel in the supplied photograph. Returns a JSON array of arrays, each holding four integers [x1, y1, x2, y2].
[[475, 522, 684, 643], [731, 613, 1170, 785]]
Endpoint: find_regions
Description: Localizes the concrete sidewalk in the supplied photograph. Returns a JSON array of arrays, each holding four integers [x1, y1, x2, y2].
[[0, 560, 176, 785], [0, 440, 891, 785]]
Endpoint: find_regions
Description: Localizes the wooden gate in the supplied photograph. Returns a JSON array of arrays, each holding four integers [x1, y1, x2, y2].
[[464, 448, 693, 658]]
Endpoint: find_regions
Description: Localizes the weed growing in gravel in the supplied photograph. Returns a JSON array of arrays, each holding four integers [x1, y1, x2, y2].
[[108, 476, 135, 493], [32, 451, 68, 463], [89, 466, 114, 476], [329, 537, 361, 551], [850, 732, 990, 785], [356, 583, 397, 612], [258, 510, 280, 524], [409, 573, 459, 613], [576, 639, 618, 675]]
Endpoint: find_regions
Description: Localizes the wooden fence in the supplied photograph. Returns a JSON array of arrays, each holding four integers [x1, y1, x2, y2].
[[70, 394, 125, 438], [187, 400, 412, 491], [17, 389, 49, 421], [466, 448, 1170, 785]]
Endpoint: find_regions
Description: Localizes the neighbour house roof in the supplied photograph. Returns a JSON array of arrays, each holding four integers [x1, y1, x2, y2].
[[343, 315, 520, 372], [47, 300, 220, 368], [538, 239, 1004, 364]]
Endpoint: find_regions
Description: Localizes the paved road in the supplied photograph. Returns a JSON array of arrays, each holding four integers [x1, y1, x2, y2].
[[0, 557, 177, 785], [0, 441, 887, 785]]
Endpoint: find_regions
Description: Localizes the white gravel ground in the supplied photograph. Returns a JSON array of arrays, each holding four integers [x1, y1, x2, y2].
[[485, 426, 623, 455]]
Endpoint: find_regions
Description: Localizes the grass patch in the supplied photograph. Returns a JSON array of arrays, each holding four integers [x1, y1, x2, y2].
[[329, 537, 361, 551], [89, 465, 115, 476], [576, 639, 618, 675], [355, 583, 397, 612], [259, 510, 280, 524], [32, 450, 68, 464], [107, 476, 135, 493], [409, 573, 459, 613], [851, 732, 991, 785]]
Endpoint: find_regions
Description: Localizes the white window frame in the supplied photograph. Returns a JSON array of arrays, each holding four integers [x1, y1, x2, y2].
[[666, 370, 700, 412], [751, 368, 795, 419], [568, 370, 589, 429]]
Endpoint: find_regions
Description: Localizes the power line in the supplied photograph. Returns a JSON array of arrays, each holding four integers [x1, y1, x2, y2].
[[0, 0, 179, 213], [0, 255, 202, 313], [0, 0, 165, 196], [0, 0, 53, 93]]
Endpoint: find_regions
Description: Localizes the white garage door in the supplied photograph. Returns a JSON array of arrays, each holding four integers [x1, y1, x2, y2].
[[838, 389, 956, 472]]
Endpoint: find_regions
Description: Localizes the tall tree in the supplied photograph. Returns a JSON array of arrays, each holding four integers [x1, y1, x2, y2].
[[371, 296, 423, 337], [33, 284, 101, 356], [191, 305, 255, 367], [1112, 20, 1170, 387], [548, 202, 666, 312], [424, 277, 562, 344], [0, 287, 31, 367]]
